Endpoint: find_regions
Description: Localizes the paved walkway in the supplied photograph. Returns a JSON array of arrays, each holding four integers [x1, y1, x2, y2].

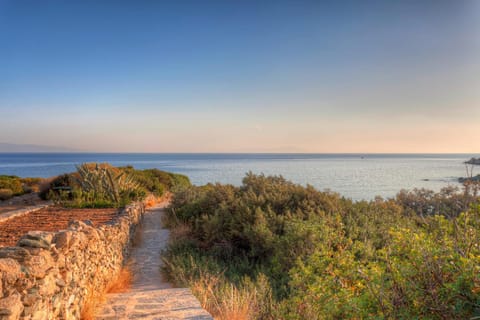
[[96, 205, 213, 320], [0, 193, 48, 215]]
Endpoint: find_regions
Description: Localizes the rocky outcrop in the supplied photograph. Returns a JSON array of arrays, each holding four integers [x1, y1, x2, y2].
[[465, 157, 480, 165], [0, 203, 144, 320]]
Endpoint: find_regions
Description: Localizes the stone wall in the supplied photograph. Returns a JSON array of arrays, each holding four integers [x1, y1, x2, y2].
[[0, 203, 145, 320]]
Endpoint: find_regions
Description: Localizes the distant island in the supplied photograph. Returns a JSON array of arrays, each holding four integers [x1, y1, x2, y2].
[[460, 157, 480, 183], [465, 157, 480, 165], [0, 143, 80, 153]]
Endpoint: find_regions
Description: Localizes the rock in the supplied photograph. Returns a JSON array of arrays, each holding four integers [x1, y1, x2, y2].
[[53, 231, 73, 251], [22, 291, 41, 306], [83, 220, 93, 226], [17, 231, 54, 250], [68, 220, 89, 231], [0, 203, 145, 319], [31, 310, 48, 320], [0, 248, 31, 263], [17, 238, 50, 250], [55, 278, 66, 287], [0, 259, 22, 286], [465, 157, 480, 165], [32, 310, 48, 320], [38, 273, 57, 296], [24, 252, 54, 279], [23, 231, 54, 245], [0, 293, 24, 320], [67, 295, 75, 307], [68, 232, 87, 249]]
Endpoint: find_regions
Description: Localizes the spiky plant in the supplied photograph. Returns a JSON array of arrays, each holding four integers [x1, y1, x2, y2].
[[75, 163, 142, 204]]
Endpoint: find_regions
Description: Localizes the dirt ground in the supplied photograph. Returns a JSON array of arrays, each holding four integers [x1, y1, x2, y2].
[[0, 206, 119, 247]]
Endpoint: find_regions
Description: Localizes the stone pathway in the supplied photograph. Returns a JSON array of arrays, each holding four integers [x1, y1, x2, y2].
[[96, 205, 213, 320], [0, 203, 51, 225], [0, 193, 48, 215]]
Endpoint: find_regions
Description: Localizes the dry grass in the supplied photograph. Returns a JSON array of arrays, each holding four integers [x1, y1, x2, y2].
[[164, 258, 261, 320], [144, 192, 172, 209], [80, 287, 107, 320], [144, 194, 159, 208], [80, 267, 133, 319], [189, 274, 259, 320], [169, 222, 192, 243], [107, 266, 133, 293], [38, 176, 55, 196]]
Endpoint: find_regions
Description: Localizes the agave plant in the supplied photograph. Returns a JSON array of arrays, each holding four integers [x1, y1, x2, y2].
[[75, 163, 142, 204]]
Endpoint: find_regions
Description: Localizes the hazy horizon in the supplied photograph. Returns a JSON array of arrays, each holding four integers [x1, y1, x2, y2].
[[1, 1, 479, 153], [1, 142, 480, 155]]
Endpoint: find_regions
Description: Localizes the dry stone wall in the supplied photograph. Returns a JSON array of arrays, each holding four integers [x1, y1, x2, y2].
[[0, 203, 145, 320]]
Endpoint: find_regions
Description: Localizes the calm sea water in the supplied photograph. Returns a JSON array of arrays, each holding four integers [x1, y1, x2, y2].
[[0, 153, 477, 200]]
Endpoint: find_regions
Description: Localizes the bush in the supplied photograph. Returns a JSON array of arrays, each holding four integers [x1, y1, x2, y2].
[[120, 167, 191, 195], [39, 174, 74, 200], [41, 163, 188, 208], [0, 176, 43, 199], [163, 173, 480, 320], [20, 177, 42, 193], [0, 188, 13, 201], [0, 175, 23, 195]]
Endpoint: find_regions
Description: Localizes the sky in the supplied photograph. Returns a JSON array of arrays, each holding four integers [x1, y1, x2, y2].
[[0, 0, 479, 153]]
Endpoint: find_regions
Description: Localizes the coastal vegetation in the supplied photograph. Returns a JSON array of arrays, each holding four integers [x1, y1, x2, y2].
[[162, 173, 480, 320], [41, 163, 190, 208], [0, 175, 43, 200]]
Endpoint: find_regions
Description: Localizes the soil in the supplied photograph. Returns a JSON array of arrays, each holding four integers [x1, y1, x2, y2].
[[0, 206, 119, 247]]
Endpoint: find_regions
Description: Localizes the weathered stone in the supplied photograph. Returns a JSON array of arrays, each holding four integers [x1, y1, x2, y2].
[[83, 220, 93, 226], [0, 293, 23, 320], [0, 259, 22, 286], [68, 220, 89, 231], [0, 259, 21, 274], [67, 294, 75, 307], [55, 252, 66, 269], [23, 252, 53, 279], [17, 238, 50, 250], [23, 231, 54, 245], [55, 278, 66, 287], [53, 231, 73, 251], [38, 273, 57, 296], [0, 203, 145, 319], [68, 232, 87, 249], [0, 247, 31, 263], [22, 291, 41, 306], [31, 309, 48, 320]]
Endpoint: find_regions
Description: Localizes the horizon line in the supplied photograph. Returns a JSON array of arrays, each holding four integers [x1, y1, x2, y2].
[[0, 151, 479, 155]]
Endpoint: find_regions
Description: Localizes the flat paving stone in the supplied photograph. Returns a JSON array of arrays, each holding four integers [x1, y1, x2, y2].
[[96, 205, 213, 320]]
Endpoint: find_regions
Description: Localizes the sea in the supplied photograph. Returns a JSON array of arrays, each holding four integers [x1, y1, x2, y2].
[[0, 153, 477, 201]]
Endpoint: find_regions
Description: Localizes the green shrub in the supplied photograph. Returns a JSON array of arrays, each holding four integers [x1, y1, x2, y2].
[[41, 163, 188, 208], [163, 173, 480, 320], [20, 177, 42, 193], [0, 188, 13, 201], [40, 174, 75, 200], [120, 167, 191, 195], [0, 175, 23, 195]]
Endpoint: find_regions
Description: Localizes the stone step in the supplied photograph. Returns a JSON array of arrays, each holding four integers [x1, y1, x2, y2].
[[97, 288, 212, 320]]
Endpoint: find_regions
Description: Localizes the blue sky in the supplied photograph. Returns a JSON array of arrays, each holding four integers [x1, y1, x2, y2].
[[0, 0, 479, 152]]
